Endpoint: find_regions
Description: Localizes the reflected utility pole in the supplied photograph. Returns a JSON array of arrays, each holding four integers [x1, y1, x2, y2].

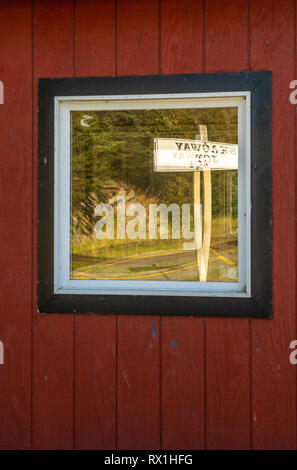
[[194, 125, 212, 282]]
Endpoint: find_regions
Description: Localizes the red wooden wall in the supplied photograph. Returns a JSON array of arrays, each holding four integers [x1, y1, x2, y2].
[[0, 0, 296, 450]]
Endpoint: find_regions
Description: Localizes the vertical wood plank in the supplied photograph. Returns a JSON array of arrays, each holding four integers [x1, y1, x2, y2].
[[205, 0, 251, 450], [117, 0, 159, 76], [0, 0, 32, 449], [205, 0, 248, 73], [161, 0, 203, 75], [32, 315, 74, 449], [74, 0, 116, 77], [117, 0, 160, 449], [250, 0, 297, 449], [160, 0, 205, 450], [32, 0, 74, 450], [118, 316, 160, 449], [74, 0, 117, 450], [161, 317, 205, 449], [293, 4, 297, 450], [75, 316, 116, 449], [206, 319, 250, 449]]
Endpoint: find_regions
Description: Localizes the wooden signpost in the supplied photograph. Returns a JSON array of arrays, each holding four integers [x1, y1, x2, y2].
[[154, 128, 238, 281], [196, 125, 211, 281]]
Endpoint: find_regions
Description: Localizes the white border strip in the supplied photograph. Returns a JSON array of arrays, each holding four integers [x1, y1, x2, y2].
[[54, 93, 251, 297]]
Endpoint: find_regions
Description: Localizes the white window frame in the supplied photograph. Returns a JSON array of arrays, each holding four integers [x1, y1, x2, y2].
[[54, 92, 251, 298]]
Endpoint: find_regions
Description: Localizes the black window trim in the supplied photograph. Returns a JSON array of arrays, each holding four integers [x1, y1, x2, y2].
[[38, 71, 272, 318]]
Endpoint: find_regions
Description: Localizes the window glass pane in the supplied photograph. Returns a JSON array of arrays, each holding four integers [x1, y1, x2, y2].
[[70, 106, 238, 282]]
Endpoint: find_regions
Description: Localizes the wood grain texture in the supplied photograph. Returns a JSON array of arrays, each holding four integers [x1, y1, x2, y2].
[[75, 315, 116, 449], [117, 316, 160, 449], [0, 0, 32, 449], [32, 315, 74, 449], [74, 0, 117, 450], [160, 0, 203, 74], [116, 0, 160, 450], [32, 0, 74, 450], [250, 0, 297, 449], [74, 0, 116, 77], [0, 0, 295, 450], [117, 0, 159, 76], [205, 0, 248, 73], [160, 0, 205, 450], [206, 319, 250, 449], [204, 0, 251, 450], [161, 317, 205, 449]]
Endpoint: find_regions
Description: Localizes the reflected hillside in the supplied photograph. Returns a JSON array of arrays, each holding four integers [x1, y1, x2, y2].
[[70, 107, 238, 282]]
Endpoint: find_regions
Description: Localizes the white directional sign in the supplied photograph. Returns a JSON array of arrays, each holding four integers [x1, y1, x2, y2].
[[154, 138, 238, 172]]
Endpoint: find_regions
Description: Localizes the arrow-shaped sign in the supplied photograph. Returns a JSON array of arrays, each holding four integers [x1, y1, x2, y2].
[[154, 137, 238, 172]]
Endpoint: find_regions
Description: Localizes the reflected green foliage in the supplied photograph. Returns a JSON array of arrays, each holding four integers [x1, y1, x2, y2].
[[71, 107, 238, 282], [72, 107, 237, 215]]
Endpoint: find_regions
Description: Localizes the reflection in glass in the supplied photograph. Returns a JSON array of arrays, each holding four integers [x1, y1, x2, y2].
[[70, 107, 238, 282]]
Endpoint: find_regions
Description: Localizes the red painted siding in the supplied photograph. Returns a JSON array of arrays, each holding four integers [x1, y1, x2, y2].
[[116, 1, 161, 450], [74, 0, 117, 451], [32, 0, 74, 450], [160, 1, 205, 451], [0, 0, 296, 450], [0, 0, 32, 450], [250, 0, 297, 449], [204, 0, 251, 450]]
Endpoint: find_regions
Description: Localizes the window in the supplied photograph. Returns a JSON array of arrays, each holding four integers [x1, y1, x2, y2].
[[38, 72, 272, 317]]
